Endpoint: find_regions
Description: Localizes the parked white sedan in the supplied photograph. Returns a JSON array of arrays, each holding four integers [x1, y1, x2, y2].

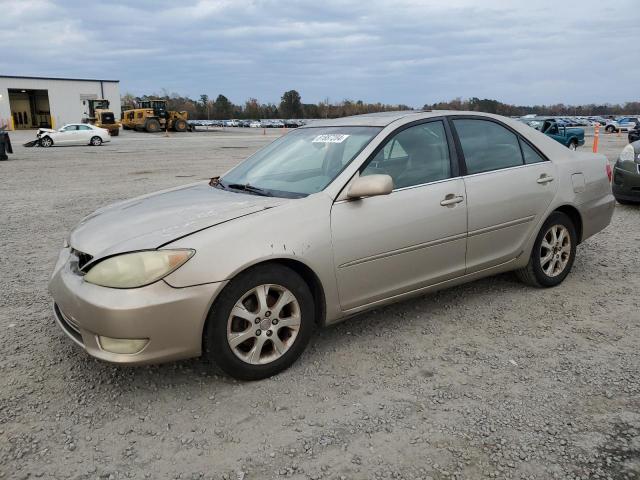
[[37, 123, 111, 147]]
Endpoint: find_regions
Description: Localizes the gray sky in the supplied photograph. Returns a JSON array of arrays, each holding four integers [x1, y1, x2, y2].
[[1, 0, 638, 107]]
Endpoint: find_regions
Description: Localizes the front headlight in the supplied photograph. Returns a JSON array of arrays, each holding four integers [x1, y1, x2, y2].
[[619, 144, 636, 163], [84, 249, 194, 288]]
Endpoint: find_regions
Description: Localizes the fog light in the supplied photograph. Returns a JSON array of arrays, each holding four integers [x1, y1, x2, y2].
[[98, 336, 148, 354]]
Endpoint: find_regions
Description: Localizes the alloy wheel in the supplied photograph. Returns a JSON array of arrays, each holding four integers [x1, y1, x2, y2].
[[227, 284, 301, 365], [540, 224, 571, 277]]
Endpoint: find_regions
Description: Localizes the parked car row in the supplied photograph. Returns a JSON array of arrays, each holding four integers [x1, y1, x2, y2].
[[519, 115, 640, 130], [603, 117, 640, 133], [188, 119, 308, 128]]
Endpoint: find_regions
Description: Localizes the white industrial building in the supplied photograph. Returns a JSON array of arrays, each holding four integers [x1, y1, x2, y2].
[[0, 75, 120, 130]]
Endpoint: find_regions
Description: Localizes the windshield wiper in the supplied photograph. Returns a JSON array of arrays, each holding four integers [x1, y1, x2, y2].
[[226, 183, 273, 197]]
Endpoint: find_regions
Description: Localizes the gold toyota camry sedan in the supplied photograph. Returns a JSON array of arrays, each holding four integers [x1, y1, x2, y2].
[[49, 111, 614, 380]]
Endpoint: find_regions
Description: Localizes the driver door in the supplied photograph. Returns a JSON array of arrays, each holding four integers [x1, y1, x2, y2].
[[330, 120, 467, 311]]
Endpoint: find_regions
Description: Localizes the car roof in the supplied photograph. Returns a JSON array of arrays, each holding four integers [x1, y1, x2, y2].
[[299, 110, 520, 128], [301, 111, 429, 127]]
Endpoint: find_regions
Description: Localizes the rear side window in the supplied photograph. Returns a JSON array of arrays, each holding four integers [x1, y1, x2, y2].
[[453, 119, 524, 174], [520, 140, 546, 164]]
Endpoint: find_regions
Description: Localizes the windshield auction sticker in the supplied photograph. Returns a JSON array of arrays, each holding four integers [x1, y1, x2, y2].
[[312, 134, 350, 143]]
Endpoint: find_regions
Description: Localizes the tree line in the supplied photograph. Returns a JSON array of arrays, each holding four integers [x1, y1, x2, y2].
[[121, 90, 412, 120], [423, 97, 640, 117], [121, 90, 639, 120]]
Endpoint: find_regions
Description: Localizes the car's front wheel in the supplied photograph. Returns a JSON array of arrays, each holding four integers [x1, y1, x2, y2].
[[605, 125, 615, 133], [516, 211, 577, 287], [39, 136, 53, 147], [568, 140, 578, 150], [90, 136, 102, 146], [204, 264, 315, 380]]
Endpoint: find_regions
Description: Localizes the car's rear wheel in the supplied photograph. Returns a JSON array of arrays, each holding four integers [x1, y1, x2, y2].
[[90, 136, 102, 146], [568, 140, 578, 150], [39, 136, 53, 147], [516, 211, 577, 288], [204, 264, 315, 380], [606, 125, 615, 133]]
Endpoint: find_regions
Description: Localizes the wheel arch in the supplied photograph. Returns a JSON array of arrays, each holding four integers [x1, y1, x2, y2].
[[553, 204, 583, 243], [201, 258, 327, 351]]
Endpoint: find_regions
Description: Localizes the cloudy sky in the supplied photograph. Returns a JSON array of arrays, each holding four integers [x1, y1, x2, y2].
[[1, 0, 638, 107]]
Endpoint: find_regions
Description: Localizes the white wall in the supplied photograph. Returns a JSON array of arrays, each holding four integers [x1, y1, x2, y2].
[[0, 77, 120, 130]]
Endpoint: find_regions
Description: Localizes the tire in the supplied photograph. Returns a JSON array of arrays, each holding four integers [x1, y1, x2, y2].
[[173, 119, 187, 132], [110, 128, 119, 137], [90, 136, 102, 146], [516, 211, 577, 288], [122, 124, 131, 130], [568, 140, 578, 151], [615, 197, 639, 205], [39, 136, 53, 147], [145, 118, 161, 133], [204, 264, 315, 380], [605, 125, 615, 133]]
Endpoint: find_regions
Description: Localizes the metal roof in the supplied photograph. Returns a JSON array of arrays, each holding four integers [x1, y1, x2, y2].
[[0, 75, 119, 83], [301, 110, 429, 127]]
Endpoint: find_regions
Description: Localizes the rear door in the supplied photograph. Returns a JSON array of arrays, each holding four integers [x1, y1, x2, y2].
[[76, 125, 94, 144], [450, 117, 558, 273]]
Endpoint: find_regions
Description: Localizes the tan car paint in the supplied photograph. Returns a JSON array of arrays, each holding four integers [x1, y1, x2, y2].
[[49, 111, 615, 365]]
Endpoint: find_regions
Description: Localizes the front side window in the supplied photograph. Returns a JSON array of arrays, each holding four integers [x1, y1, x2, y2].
[[453, 119, 524, 174], [78, 125, 91, 130], [220, 126, 381, 197], [361, 121, 452, 189], [62, 125, 78, 131]]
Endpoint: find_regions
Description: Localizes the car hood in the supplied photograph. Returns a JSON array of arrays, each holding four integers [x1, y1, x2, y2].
[[69, 181, 289, 259], [38, 128, 56, 134]]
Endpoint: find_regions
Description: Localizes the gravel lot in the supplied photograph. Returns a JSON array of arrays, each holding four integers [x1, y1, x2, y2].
[[1, 127, 638, 480]]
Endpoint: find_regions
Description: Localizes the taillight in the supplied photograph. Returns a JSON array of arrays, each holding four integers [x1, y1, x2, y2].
[[606, 163, 612, 183]]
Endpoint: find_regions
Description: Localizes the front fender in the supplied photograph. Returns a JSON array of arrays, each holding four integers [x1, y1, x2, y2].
[[162, 192, 344, 323]]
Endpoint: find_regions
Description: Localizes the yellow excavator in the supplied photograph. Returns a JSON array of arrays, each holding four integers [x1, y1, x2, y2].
[[121, 99, 190, 133], [84, 99, 120, 136]]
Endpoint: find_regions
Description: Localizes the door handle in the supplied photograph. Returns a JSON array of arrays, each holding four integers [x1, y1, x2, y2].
[[440, 194, 464, 206], [537, 174, 554, 184]]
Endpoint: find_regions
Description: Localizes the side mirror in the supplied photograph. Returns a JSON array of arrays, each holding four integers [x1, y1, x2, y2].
[[347, 174, 393, 199]]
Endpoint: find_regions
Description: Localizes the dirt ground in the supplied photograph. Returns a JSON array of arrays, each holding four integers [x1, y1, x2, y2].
[[1, 127, 638, 480]]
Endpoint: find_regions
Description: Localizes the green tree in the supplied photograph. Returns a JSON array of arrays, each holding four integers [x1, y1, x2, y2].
[[199, 94, 210, 119], [213, 94, 233, 119], [244, 98, 261, 119], [280, 90, 303, 118]]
